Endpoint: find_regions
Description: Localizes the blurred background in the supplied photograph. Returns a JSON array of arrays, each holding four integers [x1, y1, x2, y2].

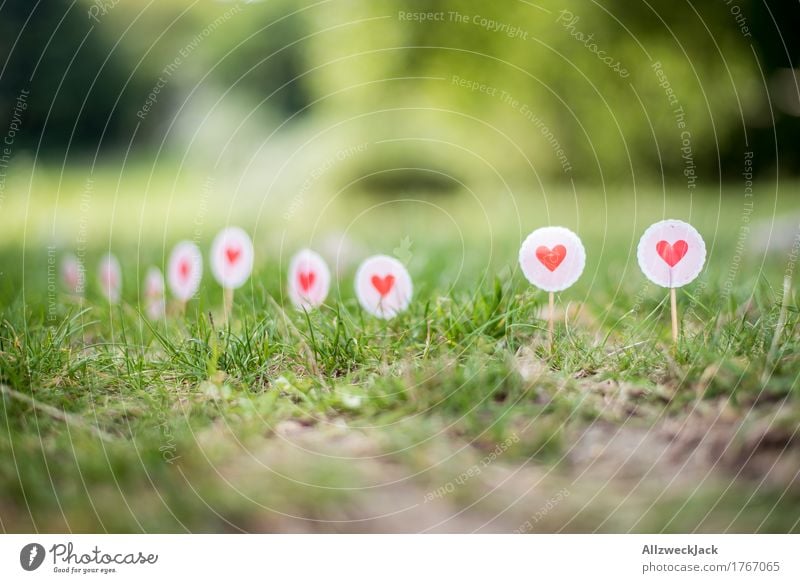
[[3, 0, 800, 536], [0, 0, 798, 266]]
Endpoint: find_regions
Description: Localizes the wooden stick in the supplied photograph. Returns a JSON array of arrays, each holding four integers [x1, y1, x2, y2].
[[171, 299, 186, 318], [548, 291, 555, 348], [763, 274, 792, 384], [223, 287, 234, 323], [670, 287, 679, 343]]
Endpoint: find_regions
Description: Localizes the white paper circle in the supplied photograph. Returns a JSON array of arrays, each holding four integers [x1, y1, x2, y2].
[[288, 249, 331, 310], [144, 266, 165, 299], [637, 219, 706, 288], [61, 253, 83, 294], [354, 255, 413, 319], [519, 226, 586, 292], [144, 267, 166, 319], [168, 241, 203, 301], [210, 227, 254, 289], [98, 253, 121, 303]]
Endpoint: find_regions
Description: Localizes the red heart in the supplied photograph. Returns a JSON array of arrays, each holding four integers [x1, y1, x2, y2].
[[656, 240, 688, 267], [298, 271, 315, 292], [179, 259, 191, 280], [535, 245, 567, 272], [371, 274, 395, 297], [64, 268, 78, 288], [225, 247, 241, 265], [102, 267, 116, 287]]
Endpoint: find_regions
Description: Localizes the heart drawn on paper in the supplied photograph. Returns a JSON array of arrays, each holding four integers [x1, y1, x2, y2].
[[535, 245, 567, 272], [656, 240, 688, 267], [64, 268, 78, 289], [179, 259, 191, 280], [371, 274, 395, 297], [102, 267, 117, 287], [225, 246, 241, 265], [146, 280, 160, 298], [298, 271, 315, 293]]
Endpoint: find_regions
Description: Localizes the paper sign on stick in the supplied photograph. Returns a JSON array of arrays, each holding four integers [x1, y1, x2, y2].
[[519, 226, 586, 346], [98, 253, 121, 304], [288, 249, 330, 310], [61, 253, 83, 295], [637, 219, 706, 342], [210, 227, 254, 289], [144, 267, 166, 320], [637, 219, 706, 288], [168, 241, 203, 302], [355, 255, 412, 319], [519, 226, 586, 292]]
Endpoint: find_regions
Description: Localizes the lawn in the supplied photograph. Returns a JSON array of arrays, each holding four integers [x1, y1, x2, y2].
[[1, 166, 799, 533]]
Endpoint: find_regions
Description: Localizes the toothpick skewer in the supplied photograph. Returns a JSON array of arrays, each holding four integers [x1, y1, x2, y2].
[[209, 227, 254, 327], [548, 291, 555, 348], [637, 220, 705, 344], [223, 287, 234, 323], [670, 287, 679, 343], [517, 226, 586, 353]]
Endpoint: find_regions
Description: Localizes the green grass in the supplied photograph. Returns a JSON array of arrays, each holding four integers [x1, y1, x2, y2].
[[1, 171, 800, 532]]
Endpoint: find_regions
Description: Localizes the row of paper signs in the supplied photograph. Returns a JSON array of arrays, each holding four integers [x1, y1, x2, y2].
[[58, 220, 705, 320]]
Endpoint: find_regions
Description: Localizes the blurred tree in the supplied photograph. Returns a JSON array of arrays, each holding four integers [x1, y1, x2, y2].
[[297, 0, 768, 185], [1, 0, 797, 185], [0, 0, 147, 157], [0, 0, 310, 160], [744, 0, 800, 176]]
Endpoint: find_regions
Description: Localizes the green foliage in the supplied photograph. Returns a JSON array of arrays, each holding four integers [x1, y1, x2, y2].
[[2, 0, 778, 183], [298, 0, 758, 182], [1, 182, 799, 532]]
